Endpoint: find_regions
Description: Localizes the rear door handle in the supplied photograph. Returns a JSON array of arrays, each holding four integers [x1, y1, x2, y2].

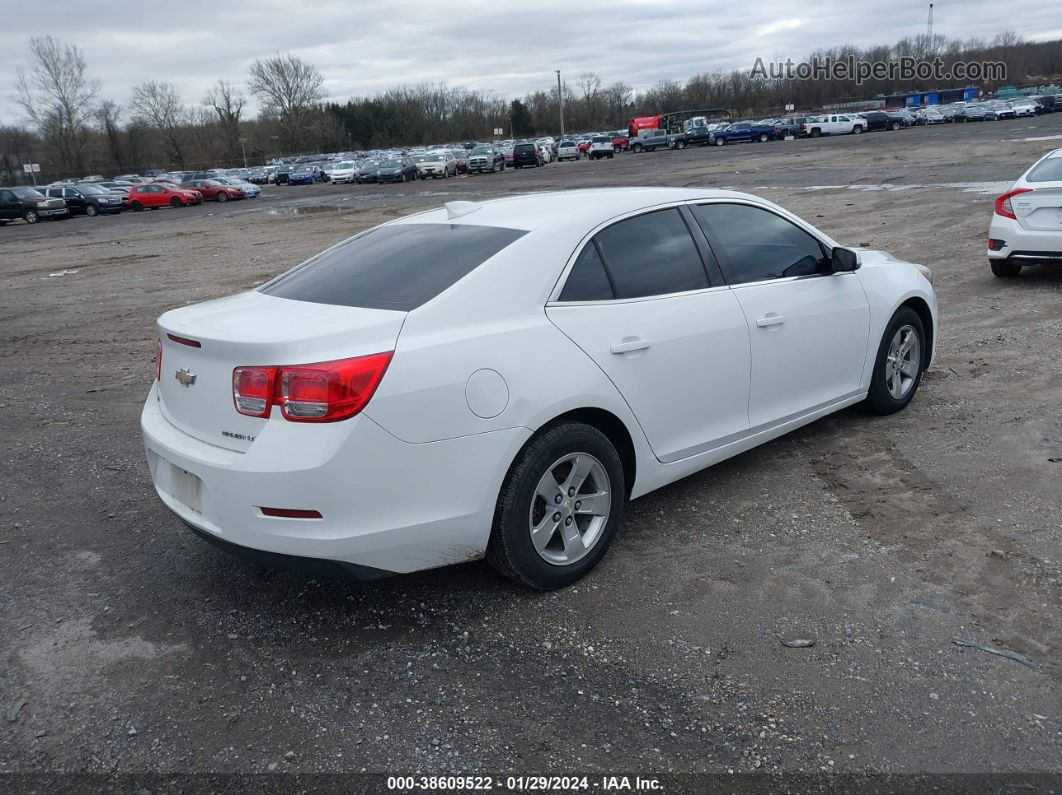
[[756, 314, 786, 328], [610, 338, 651, 354]]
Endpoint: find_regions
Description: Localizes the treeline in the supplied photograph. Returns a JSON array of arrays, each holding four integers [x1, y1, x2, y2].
[[2, 31, 1060, 182]]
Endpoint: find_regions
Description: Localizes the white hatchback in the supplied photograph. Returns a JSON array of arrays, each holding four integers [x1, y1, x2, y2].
[[142, 188, 937, 589], [556, 140, 580, 161], [988, 147, 1062, 277]]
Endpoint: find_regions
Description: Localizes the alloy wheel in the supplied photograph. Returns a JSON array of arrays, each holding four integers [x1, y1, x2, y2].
[[884, 324, 921, 399], [528, 453, 611, 566]]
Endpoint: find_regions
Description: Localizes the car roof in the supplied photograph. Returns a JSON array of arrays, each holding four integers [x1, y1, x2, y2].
[[393, 188, 765, 232]]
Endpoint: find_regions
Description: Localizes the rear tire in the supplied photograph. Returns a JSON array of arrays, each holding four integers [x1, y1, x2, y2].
[[990, 259, 1022, 278], [130, 201, 142, 211], [864, 307, 926, 415], [715, 137, 726, 146], [487, 422, 625, 590], [810, 128, 821, 138]]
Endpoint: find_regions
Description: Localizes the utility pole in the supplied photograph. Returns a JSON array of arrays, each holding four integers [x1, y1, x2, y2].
[[556, 70, 565, 137], [239, 137, 248, 168]]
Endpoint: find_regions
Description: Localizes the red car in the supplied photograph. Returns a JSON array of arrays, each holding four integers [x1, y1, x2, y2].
[[180, 179, 245, 202], [128, 183, 203, 210], [610, 132, 630, 151], [577, 138, 593, 156]]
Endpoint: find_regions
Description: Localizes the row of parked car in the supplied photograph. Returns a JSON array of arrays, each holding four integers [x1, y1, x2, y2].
[[0, 170, 267, 225]]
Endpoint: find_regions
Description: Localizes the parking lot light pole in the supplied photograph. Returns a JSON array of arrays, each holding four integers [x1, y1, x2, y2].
[[556, 70, 564, 138], [239, 137, 248, 168]]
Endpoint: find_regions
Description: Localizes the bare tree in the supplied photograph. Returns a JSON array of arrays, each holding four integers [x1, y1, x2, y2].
[[94, 100, 124, 171], [248, 54, 324, 149], [602, 81, 633, 128], [13, 36, 99, 173], [205, 79, 245, 164], [577, 72, 603, 128], [131, 81, 187, 168]]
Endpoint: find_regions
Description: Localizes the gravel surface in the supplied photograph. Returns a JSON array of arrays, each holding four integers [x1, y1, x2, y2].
[[2, 115, 1061, 786]]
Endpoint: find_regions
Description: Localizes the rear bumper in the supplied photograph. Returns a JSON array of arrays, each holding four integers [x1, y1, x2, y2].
[[141, 383, 529, 576], [987, 215, 1062, 262]]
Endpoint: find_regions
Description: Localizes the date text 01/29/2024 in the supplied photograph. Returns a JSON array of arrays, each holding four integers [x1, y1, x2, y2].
[[385, 775, 663, 791]]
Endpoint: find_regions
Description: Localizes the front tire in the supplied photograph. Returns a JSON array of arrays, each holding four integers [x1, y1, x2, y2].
[[85, 204, 98, 217], [487, 422, 625, 590], [170, 197, 184, 208], [864, 307, 925, 415], [217, 192, 228, 203], [23, 209, 39, 224], [758, 133, 769, 142], [990, 259, 1022, 278]]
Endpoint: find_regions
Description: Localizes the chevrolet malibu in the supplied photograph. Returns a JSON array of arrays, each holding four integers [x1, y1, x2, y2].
[[988, 147, 1062, 277], [142, 188, 937, 589]]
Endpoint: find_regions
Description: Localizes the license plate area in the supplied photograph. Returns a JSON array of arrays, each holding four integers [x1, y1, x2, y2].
[[170, 464, 202, 513]]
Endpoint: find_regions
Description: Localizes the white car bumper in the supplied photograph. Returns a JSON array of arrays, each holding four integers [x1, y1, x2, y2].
[[987, 214, 1062, 264], [141, 382, 530, 577]]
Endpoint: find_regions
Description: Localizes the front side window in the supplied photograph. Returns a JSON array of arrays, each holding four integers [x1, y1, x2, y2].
[[260, 223, 527, 311], [691, 203, 828, 285]]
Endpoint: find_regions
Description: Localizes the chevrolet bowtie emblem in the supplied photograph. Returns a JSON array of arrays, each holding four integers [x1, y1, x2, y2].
[[175, 369, 197, 387]]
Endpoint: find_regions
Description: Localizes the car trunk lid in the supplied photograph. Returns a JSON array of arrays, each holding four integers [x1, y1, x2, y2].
[[1013, 186, 1062, 231], [156, 291, 405, 452]]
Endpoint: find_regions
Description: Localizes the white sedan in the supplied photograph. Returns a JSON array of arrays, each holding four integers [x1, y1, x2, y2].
[[142, 188, 937, 589], [988, 147, 1062, 277], [329, 161, 358, 184]]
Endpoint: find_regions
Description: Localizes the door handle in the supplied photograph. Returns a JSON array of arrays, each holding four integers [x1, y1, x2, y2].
[[756, 314, 786, 328], [610, 338, 651, 354]]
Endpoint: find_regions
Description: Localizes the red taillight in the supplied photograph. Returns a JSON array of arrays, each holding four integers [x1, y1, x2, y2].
[[233, 366, 275, 418], [232, 352, 392, 422], [994, 188, 1032, 220], [260, 507, 322, 519], [167, 333, 202, 348], [156, 337, 162, 381]]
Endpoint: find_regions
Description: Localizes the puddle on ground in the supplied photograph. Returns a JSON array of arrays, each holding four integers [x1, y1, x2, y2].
[[266, 205, 351, 217], [756, 181, 1012, 195]]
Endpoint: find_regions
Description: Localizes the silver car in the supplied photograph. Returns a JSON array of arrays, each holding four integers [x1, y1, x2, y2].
[[416, 152, 457, 179]]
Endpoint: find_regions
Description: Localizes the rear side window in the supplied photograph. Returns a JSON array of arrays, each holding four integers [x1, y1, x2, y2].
[[564, 208, 709, 300], [691, 203, 828, 285], [260, 223, 526, 311], [559, 242, 613, 301], [1026, 157, 1062, 183]]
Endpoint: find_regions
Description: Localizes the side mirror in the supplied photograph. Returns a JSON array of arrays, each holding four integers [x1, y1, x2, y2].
[[831, 247, 860, 272]]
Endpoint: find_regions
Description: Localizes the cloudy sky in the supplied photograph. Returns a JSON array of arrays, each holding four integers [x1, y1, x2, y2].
[[1, 0, 1058, 121]]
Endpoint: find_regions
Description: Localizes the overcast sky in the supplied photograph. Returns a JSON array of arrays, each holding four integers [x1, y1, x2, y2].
[[1, 0, 1058, 122]]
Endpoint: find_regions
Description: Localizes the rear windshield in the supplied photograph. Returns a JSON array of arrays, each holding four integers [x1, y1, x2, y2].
[[260, 223, 527, 311], [1026, 157, 1062, 183], [514, 144, 535, 152]]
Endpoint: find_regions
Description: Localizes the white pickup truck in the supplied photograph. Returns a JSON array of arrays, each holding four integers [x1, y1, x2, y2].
[[802, 114, 867, 137]]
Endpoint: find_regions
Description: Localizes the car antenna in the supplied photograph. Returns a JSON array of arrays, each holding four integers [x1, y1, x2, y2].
[[445, 201, 480, 220]]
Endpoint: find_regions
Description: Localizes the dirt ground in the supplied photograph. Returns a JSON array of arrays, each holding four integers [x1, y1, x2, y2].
[[2, 115, 1061, 788]]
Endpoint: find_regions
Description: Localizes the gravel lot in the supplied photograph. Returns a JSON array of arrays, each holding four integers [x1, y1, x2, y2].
[[2, 115, 1061, 787]]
